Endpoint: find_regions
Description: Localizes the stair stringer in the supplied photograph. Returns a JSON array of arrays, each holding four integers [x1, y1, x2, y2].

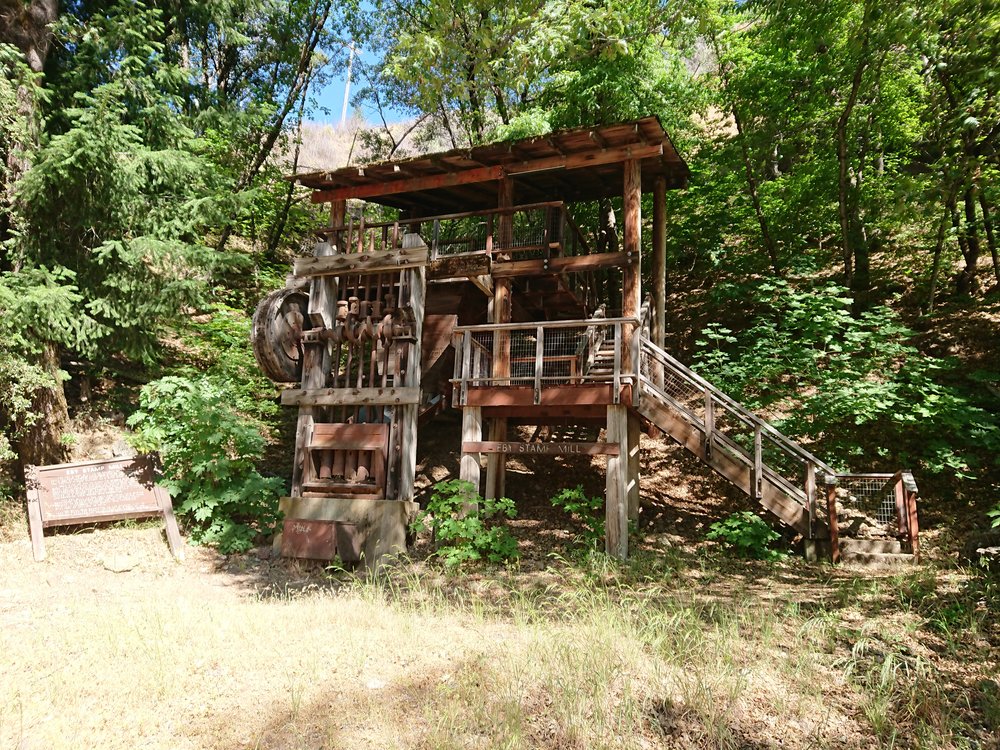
[[634, 392, 816, 536]]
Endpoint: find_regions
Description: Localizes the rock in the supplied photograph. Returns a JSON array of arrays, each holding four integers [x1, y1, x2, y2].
[[102, 553, 138, 573], [959, 528, 1000, 572]]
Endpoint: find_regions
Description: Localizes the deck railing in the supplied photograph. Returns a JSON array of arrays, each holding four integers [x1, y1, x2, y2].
[[451, 316, 639, 406], [315, 201, 593, 261]]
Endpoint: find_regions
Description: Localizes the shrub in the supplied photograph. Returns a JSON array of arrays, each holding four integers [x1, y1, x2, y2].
[[705, 511, 785, 561], [550, 485, 605, 550], [411, 479, 519, 567], [127, 375, 284, 553]]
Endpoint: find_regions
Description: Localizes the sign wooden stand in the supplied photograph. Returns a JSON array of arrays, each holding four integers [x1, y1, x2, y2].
[[24, 455, 184, 562]]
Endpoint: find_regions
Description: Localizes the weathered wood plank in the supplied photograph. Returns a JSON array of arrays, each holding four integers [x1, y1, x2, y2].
[[427, 253, 491, 280], [281, 386, 420, 407], [606, 404, 629, 560], [491, 251, 629, 277], [460, 407, 483, 495], [463, 441, 620, 456], [627, 413, 640, 521], [293, 247, 428, 277], [463, 384, 616, 407], [311, 165, 505, 203]]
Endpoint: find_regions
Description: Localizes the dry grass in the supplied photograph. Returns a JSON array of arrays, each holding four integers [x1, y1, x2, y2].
[[2, 522, 998, 750]]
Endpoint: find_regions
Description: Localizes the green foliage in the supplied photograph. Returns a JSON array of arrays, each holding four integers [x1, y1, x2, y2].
[[705, 511, 785, 561], [694, 279, 1000, 477], [988, 504, 1000, 530], [411, 480, 519, 567], [549, 485, 604, 551], [127, 376, 284, 553]]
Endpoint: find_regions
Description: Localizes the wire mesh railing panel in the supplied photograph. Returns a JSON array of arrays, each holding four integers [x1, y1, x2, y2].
[[834, 475, 899, 537]]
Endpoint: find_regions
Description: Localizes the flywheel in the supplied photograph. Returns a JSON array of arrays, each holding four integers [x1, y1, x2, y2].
[[251, 287, 312, 383]]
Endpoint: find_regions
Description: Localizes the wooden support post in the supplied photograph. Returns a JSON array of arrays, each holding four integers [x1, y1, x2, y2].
[[397, 261, 425, 503], [626, 412, 641, 522], [652, 176, 667, 350], [622, 159, 642, 372], [703, 390, 715, 461], [484, 418, 507, 500], [461, 407, 483, 497], [487, 177, 514, 500], [826, 477, 840, 563], [24, 465, 45, 561], [903, 474, 920, 563], [751, 424, 763, 504], [606, 404, 629, 560], [893, 475, 907, 535], [330, 200, 346, 252], [804, 461, 817, 538]]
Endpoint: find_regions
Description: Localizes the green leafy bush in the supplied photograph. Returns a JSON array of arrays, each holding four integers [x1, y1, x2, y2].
[[127, 376, 284, 553], [550, 485, 605, 550], [411, 479, 519, 567], [694, 279, 1000, 477], [705, 511, 785, 561]]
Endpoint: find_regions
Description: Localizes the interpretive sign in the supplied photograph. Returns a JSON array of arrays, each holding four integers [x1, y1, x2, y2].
[[25, 455, 184, 562], [462, 441, 620, 456]]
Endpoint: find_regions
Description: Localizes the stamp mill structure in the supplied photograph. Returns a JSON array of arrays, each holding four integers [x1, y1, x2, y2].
[[253, 118, 921, 566]]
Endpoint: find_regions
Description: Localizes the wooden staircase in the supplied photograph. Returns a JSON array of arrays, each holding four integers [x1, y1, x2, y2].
[[620, 332, 920, 563]]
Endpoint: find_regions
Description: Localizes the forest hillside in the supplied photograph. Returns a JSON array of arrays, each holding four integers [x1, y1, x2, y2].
[[0, 1, 999, 746]]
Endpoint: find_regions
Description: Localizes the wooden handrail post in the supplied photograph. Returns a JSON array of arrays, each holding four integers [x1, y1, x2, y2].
[[704, 390, 715, 461], [460, 331, 472, 406], [893, 474, 907, 536], [752, 424, 763, 503], [904, 473, 920, 563], [805, 461, 817, 538], [534, 325, 544, 404], [825, 475, 840, 563]]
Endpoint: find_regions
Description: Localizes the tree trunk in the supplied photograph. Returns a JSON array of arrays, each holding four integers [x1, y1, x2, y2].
[[957, 187, 981, 295], [978, 190, 1000, 287], [14, 343, 70, 476], [1, 1, 71, 477], [927, 190, 956, 312]]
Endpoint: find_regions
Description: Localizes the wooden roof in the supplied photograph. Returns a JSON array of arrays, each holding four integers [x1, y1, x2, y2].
[[292, 117, 689, 212]]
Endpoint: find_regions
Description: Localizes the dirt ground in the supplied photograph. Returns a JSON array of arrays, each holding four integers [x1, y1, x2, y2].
[[2, 417, 998, 749]]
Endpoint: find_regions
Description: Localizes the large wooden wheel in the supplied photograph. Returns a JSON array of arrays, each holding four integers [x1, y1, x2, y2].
[[252, 288, 312, 383]]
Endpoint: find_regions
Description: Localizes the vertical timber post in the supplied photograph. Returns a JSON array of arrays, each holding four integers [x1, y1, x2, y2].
[[461, 407, 483, 500], [606, 404, 629, 560], [826, 476, 840, 563], [652, 175, 667, 350], [397, 255, 424, 504], [486, 176, 514, 501], [622, 158, 642, 330], [626, 412, 641, 522]]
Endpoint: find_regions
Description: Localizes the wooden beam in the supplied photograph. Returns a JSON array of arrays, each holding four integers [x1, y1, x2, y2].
[[427, 253, 490, 280], [463, 441, 620, 456], [464, 384, 616, 407], [281, 386, 420, 407], [491, 251, 629, 277], [505, 142, 663, 177], [309, 143, 664, 204], [294, 247, 428, 277], [311, 165, 505, 203]]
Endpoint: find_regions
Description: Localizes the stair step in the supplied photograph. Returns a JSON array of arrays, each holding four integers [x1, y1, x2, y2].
[[840, 539, 906, 555], [840, 551, 916, 567]]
